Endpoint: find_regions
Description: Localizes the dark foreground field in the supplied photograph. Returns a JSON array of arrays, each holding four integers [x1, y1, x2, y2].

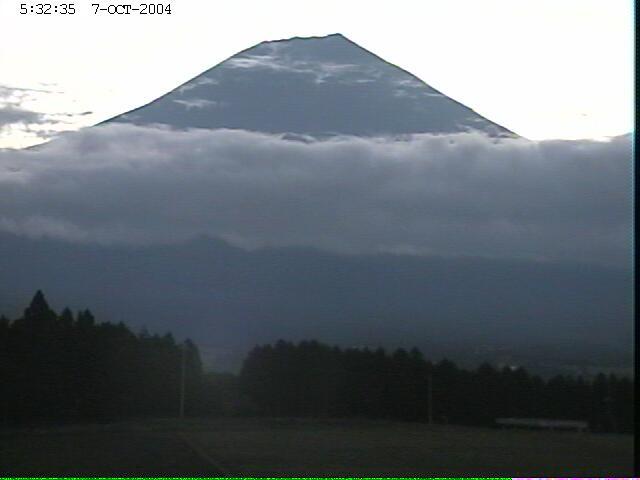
[[1, 418, 633, 476]]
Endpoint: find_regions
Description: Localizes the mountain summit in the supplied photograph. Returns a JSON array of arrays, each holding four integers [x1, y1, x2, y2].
[[106, 34, 516, 137]]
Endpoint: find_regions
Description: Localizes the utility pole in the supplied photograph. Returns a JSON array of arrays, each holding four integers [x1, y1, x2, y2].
[[604, 377, 616, 433], [427, 371, 433, 425], [179, 341, 186, 419]]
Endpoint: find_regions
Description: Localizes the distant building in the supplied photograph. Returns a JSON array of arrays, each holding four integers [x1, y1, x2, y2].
[[496, 417, 588, 432]]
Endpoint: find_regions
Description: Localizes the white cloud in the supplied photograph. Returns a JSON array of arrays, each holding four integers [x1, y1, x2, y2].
[[173, 99, 222, 109], [0, 85, 102, 147], [176, 76, 220, 94], [0, 106, 44, 128], [225, 50, 363, 84], [0, 124, 631, 266], [393, 78, 423, 89], [0, 86, 48, 128]]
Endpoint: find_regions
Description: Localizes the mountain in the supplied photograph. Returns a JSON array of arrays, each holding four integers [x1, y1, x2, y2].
[[4, 35, 629, 375], [104, 34, 517, 137], [0, 232, 631, 373]]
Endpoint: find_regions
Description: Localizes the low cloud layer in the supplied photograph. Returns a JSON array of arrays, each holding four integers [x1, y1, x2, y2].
[[0, 124, 631, 266]]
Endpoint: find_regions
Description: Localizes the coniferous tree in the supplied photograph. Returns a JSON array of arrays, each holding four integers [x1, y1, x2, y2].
[[2, 293, 633, 432], [238, 339, 633, 433], [2, 291, 205, 424]]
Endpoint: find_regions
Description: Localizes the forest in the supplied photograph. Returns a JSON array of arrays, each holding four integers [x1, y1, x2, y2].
[[0, 291, 633, 433]]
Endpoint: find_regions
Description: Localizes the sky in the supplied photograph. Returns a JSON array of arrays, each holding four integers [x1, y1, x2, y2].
[[0, 0, 634, 149]]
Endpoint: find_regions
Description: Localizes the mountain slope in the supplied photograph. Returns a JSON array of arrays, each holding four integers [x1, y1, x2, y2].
[[7, 35, 629, 376], [105, 34, 517, 137], [0, 232, 630, 373]]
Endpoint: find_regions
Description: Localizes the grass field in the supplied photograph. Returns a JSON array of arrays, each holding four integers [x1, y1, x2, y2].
[[1, 417, 633, 476]]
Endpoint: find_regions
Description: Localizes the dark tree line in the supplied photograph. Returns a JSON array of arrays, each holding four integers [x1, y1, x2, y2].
[[0, 291, 203, 424], [1, 292, 633, 433], [240, 340, 634, 433]]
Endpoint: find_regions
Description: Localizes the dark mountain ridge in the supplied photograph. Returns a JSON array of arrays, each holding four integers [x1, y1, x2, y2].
[[0, 232, 630, 373]]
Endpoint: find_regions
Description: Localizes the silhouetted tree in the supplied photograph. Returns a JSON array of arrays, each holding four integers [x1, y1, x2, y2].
[[2, 293, 632, 433], [2, 291, 204, 424], [238, 339, 633, 433]]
